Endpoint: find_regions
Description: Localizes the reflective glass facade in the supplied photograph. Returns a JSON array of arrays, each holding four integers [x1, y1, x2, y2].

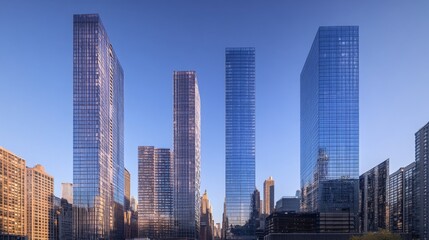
[[173, 71, 201, 239], [225, 48, 256, 233], [73, 14, 124, 239], [138, 147, 174, 239], [300, 27, 359, 217]]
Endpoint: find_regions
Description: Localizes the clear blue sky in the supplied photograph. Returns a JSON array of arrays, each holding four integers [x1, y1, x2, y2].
[[1, 0, 429, 224]]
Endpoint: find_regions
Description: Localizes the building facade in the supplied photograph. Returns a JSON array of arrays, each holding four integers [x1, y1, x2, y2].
[[389, 162, 416, 235], [359, 159, 389, 232], [415, 122, 429, 240], [200, 191, 215, 240], [300, 26, 359, 229], [174, 71, 201, 239], [73, 14, 125, 239], [0, 147, 26, 238], [138, 146, 174, 239], [225, 47, 256, 238], [26, 164, 54, 240], [264, 177, 275, 215]]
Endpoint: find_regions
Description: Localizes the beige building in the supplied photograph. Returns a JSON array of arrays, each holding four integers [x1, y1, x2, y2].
[[264, 176, 275, 214], [0, 147, 27, 238], [26, 164, 54, 240]]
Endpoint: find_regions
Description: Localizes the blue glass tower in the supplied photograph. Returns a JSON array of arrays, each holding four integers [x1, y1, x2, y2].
[[225, 47, 256, 237], [73, 14, 124, 239], [300, 26, 359, 227]]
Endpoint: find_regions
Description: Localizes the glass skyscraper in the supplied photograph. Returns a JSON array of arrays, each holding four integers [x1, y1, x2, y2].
[[415, 122, 429, 240], [173, 71, 201, 239], [300, 26, 359, 226], [138, 146, 174, 239], [225, 47, 256, 237], [73, 14, 125, 239]]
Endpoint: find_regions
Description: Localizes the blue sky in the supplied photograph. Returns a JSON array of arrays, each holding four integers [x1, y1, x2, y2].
[[1, 0, 429, 223]]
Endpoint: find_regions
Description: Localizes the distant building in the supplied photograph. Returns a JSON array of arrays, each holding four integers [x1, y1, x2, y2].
[[174, 71, 201, 239], [359, 159, 389, 232], [300, 26, 359, 231], [264, 177, 275, 215], [124, 168, 131, 239], [53, 196, 73, 240], [214, 223, 221, 239], [0, 147, 27, 238], [389, 162, 416, 235], [26, 164, 54, 240], [61, 183, 73, 204], [275, 197, 300, 213], [200, 191, 214, 240], [138, 146, 174, 239]]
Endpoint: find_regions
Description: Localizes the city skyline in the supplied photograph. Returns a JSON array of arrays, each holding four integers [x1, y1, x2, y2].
[[1, 1, 429, 224]]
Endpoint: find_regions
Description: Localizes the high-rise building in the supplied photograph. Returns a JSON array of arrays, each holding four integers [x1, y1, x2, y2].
[[225, 47, 256, 237], [61, 183, 73, 204], [200, 190, 214, 240], [415, 122, 429, 240], [359, 159, 389, 232], [173, 71, 201, 239], [300, 26, 359, 230], [138, 146, 174, 239], [26, 164, 54, 240], [73, 14, 125, 239], [0, 147, 26, 238], [264, 177, 275, 214], [389, 162, 416, 235]]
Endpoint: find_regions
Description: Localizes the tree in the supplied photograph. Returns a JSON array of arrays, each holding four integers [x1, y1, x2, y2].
[[351, 230, 401, 240]]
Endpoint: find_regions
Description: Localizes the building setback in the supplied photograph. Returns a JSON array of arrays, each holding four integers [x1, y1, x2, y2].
[[138, 146, 174, 239], [0, 147, 26, 238], [73, 14, 125, 239], [200, 191, 215, 240], [26, 164, 54, 240], [300, 26, 359, 231], [359, 159, 389, 232], [174, 71, 201, 239], [225, 47, 256, 238]]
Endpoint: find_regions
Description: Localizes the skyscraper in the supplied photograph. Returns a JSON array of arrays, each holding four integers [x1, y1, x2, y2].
[[225, 47, 256, 237], [0, 147, 26, 238], [73, 14, 125, 239], [124, 168, 131, 239], [26, 164, 55, 240], [359, 159, 389, 232], [300, 26, 359, 229], [200, 191, 214, 240], [138, 146, 174, 239], [61, 183, 73, 204], [173, 71, 201, 239], [415, 122, 429, 240], [264, 177, 275, 215]]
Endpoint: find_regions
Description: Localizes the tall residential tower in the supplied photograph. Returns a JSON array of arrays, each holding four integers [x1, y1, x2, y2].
[[173, 71, 201, 239], [138, 146, 174, 239], [73, 14, 125, 239], [300, 26, 359, 230], [225, 47, 256, 238]]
